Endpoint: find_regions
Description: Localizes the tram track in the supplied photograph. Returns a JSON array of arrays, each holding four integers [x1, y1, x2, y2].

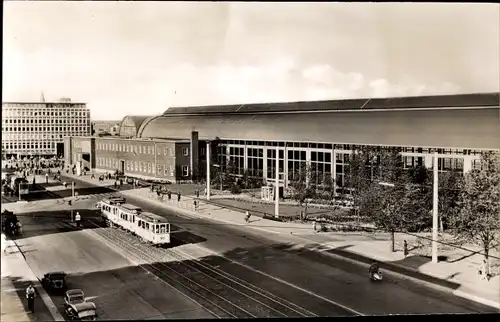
[[83, 220, 316, 318]]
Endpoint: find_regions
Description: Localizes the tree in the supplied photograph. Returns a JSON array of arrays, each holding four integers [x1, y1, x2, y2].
[[345, 146, 380, 221], [449, 152, 500, 277], [360, 148, 431, 251], [321, 174, 336, 203], [289, 163, 316, 220], [437, 171, 464, 231]]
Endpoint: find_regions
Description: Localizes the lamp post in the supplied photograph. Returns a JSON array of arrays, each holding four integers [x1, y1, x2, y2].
[[206, 141, 211, 200], [275, 147, 280, 219]]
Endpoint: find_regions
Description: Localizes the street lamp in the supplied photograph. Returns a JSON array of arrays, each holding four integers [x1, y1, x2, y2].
[[274, 147, 280, 219]]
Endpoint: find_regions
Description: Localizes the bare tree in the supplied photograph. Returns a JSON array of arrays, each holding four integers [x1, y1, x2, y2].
[[449, 152, 500, 277]]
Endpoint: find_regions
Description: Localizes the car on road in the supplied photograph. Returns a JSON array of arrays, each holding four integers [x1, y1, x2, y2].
[[64, 289, 97, 321], [1, 210, 21, 236], [41, 271, 68, 293]]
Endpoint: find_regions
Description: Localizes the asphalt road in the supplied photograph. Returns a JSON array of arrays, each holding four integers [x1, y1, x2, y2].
[[5, 175, 497, 318], [5, 202, 215, 320]]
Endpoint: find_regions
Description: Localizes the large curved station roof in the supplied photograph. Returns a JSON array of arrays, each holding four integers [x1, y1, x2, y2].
[[127, 93, 500, 150]]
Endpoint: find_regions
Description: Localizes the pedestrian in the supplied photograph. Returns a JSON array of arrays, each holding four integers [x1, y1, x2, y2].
[[194, 199, 198, 211], [91, 173, 95, 179], [196, 190, 200, 198], [45, 173, 49, 184], [119, 178, 123, 186], [168, 191, 171, 200], [75, 212, 81, 228], [26, 284, 36, 313], [177, 193, 181, 202], [313, 221, 317, 232], [403, 240, 408, 258]]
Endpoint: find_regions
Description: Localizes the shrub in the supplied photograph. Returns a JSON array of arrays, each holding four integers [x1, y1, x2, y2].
[[230, 185, 242, 194]]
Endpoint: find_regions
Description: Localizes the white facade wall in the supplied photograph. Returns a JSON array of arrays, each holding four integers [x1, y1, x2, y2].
[[1, 101, 91, 157]]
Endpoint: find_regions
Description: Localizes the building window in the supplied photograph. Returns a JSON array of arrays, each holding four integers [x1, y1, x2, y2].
[[170, 148, 174, 157], [267, 148, 284, 179], [310, 151, 332, 184], [170, 165, 175, 177], [183, 147, 189, 156], [228, 146, 245, 175], [247, 147, 264, 177], [182, 165, 189, 177], [157, 164, 162, 175], [163, 148, 168, 156], [163, 166, 169, 176], [139, 162, 143, 172], [147, 162, 152, 173]]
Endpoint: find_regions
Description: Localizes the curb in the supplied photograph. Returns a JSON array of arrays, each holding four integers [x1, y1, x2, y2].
[[122, 190, 289, 236], [62, 174, 500, 310], [4, 239, 65, 321]]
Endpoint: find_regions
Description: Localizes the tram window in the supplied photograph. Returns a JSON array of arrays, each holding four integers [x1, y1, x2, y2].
[[137, 220, 141, 227], [146, 223, 149, 230], [155, 225, 159, 234], [159, 224, 166, 233], [132, 217, 135, 223]]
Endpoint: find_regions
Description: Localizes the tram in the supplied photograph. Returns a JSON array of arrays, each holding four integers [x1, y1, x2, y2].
[[97, 198, 171, 245], [97, 197, 126, 225], [135, 212, 171, 245], [116, 204, 142, 231]]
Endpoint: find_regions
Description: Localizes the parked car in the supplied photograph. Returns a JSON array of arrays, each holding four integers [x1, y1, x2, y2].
[[64, 289, 97, 321], [41, 271, 68, 293]]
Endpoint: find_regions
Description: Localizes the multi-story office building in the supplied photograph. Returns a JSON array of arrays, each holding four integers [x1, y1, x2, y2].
[[64, 92, 500, 188], [2, 97, 91, 158]]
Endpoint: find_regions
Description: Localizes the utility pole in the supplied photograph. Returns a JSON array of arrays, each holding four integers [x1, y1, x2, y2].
[[432, 152, 439, 263], [18, 183, 21, 201], [206, 141, 211, 201], [275, 147, 280, 219]]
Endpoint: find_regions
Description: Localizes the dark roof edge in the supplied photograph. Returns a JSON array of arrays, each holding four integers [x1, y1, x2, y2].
[[162, 92, 500, 115]]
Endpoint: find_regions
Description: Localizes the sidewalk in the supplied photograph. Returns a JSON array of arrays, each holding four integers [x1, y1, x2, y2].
[[1, 236, 64, 321], [62, 173, 500, 310]]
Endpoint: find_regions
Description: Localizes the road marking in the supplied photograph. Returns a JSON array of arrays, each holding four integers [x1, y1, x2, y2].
[[293, 238, 500, 310], [82, 228, 222, 317], [73, 179, 362, 315], [173, 237, 364, 316]]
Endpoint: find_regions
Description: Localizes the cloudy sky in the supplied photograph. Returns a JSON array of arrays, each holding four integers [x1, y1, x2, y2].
[[3, 2, 499, 120]]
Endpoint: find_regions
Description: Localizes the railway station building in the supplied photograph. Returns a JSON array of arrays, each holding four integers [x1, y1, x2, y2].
[[64, 92, 500, 189]]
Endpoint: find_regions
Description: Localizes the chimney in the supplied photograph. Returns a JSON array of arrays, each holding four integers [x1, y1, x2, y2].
[[190, 131, 199, 182]]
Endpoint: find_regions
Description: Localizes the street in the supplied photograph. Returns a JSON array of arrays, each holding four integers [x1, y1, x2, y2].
[[2, 175, 496, 319]]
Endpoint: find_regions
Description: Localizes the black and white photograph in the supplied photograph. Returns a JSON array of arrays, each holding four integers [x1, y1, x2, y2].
[[1, 1, 499, 320]]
